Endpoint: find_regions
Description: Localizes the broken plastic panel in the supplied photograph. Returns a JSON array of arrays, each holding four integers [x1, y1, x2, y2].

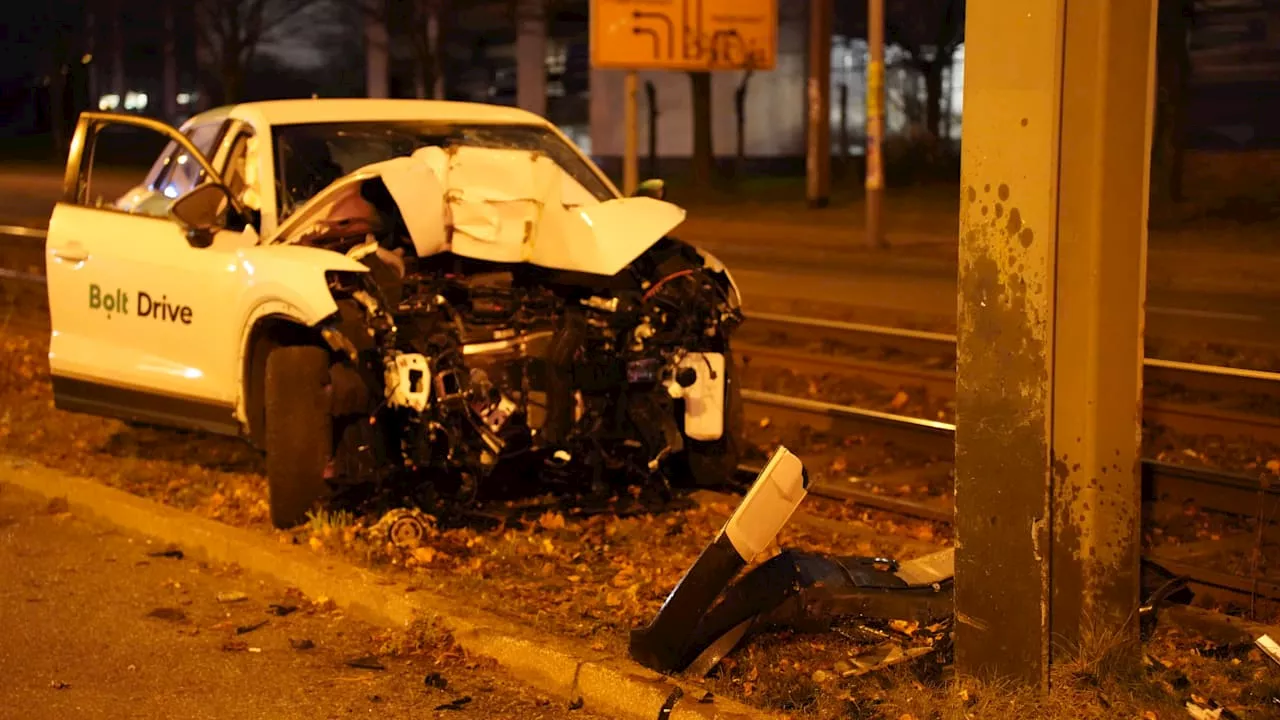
[[681, 549, 954, 676], [629, 446, 957, 676], [628, 446, 809, 673]]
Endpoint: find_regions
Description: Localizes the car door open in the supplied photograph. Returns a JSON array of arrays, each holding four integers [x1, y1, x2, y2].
[[46, 111, 250, 435]]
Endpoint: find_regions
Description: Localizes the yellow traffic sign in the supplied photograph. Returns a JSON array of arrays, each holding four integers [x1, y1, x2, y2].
[[590, 0, 777, 71]]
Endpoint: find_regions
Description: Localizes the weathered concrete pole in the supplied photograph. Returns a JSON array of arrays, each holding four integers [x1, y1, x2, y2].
[[953, 0, 1159, 686]]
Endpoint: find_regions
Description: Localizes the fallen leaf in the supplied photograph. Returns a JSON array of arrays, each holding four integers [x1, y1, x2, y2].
[[538, 512, 566, 531]]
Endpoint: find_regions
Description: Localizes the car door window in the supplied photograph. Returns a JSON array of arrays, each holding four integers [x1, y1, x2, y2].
[[68, 115, 233, 226], [148, 122, 229, 199], [114, 121, 230, 218]]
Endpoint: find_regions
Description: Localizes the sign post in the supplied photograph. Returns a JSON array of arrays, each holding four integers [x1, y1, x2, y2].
[[624, 70, 640, 195], [866, 0, 886, 247], [590, 0, 778, 193]]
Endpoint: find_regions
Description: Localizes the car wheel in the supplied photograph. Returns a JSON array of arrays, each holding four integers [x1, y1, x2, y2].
[[681, 349, 745, 488], [264, 344, 333, 528]]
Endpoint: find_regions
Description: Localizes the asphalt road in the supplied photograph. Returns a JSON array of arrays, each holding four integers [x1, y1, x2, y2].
[[2, 165, 1278, 347], [0, 484, 604, 720]]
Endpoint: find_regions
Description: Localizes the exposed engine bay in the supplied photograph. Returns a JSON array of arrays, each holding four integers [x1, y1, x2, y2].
[[302, 154, 744, 500]]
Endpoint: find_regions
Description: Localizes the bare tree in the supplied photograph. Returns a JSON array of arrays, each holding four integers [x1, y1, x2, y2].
[[835, 0, 965, 141], [350, 0, 451, 99], [192, 0, 330, 104], [409, 0, 448, 98], [1151, 0, 1195, 207], [885, 0, 965, 141], [688, 71, 714, 185]]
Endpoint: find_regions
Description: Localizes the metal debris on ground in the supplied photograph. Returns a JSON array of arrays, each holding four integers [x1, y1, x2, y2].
[[146, 548, 184, 559], [235, 620, 268, 635], [215, 591, 248, 604], [656, 686, 684, 718], [289, 638, 315, 651], [1144, 654, 1241, 720], [424, 672, 448, 689], [434, 696, 473, 711], [630, 446, 954, 678], [345, 655, 385, 670], [1254, 634, 1280, 665], [370, 508, 436, 548], [49, 680, 69, 690], [267, 603, 298, 616], [221, 640, 249, 652]]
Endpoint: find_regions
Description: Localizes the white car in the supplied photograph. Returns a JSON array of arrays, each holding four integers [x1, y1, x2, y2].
[[45, 99, 744, 528]]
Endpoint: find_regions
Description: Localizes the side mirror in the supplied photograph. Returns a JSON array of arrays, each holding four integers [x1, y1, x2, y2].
[[168, 182, 233, 248], [633, 178, 666, 200]]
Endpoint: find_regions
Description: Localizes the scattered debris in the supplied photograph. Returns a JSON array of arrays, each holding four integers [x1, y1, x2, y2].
[[631, 447, 953, 679], [145, 607, 187, 623], [267, 604, 297, 616], [567, 696, 584, 710], [434, 696, 473, 711], [424, 672, 448, 690], [235, 620, 268, 635], [371, 509, 436, 549], [216, 591, 248, 604], [147, 548, 184, 559], [1186, 694, 1241, 720], [345, 655, 385, 670], [631, 447, 810, 673], [221, 640, 249, 652], [1255, 634, 1280, 666], [49, 680, 69, 690], [1139, 572, 1192, 640], [289, 638, 315, 651], [656, 687, 684, 718]]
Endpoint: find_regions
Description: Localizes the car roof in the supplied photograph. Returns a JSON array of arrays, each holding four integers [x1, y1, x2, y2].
[[185, 98, 555, 130]]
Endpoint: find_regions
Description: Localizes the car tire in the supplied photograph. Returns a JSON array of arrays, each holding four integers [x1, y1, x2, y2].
[[264, 344, 333, 529], [681, 349, 745, 488]]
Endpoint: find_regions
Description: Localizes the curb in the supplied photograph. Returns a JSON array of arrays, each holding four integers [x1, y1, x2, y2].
[[0, 457, 777, 720]]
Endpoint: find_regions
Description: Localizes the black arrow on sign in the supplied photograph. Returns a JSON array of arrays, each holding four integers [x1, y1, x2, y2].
[[633, 11, 674, 60]]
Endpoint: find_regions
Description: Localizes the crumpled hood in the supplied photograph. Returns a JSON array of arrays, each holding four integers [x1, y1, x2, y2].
[[305, 146, 687, 277]]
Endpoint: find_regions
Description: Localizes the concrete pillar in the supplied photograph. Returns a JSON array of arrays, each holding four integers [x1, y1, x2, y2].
[[516, 0, 547, 116], [364, 0, 389, 99], [953, 0, 1158, 686]]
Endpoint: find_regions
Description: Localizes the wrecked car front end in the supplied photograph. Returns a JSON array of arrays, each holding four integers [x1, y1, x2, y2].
[[273, 135, 744, 500]]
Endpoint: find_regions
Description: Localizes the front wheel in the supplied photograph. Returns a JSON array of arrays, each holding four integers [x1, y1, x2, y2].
[[264, 345, 334, 528], [679, 349, 745, 488]]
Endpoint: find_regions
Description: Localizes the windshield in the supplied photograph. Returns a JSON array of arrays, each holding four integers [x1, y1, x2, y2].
[[271, 121, 616, 221]]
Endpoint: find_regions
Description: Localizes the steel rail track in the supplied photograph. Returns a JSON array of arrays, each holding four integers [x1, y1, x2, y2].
[[743, 311, 1280, 391]]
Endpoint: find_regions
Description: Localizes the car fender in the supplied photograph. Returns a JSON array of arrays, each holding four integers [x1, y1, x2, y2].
[[228, 245, 370, 424], [689, 244, 743, 310]]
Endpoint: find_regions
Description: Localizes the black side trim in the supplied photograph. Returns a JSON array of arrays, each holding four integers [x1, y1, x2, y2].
[[52, 376, 242, 437]]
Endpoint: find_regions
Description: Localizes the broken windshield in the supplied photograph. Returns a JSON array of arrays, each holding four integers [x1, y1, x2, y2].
[[271, 121, 617, 221]]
